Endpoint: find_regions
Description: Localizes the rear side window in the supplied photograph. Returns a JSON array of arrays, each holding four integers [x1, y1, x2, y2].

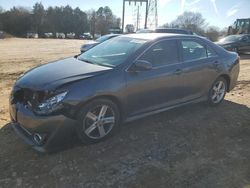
[[181, 40, 217, 61], [139, 40, 179, 67], [206, 45, 217, 57]]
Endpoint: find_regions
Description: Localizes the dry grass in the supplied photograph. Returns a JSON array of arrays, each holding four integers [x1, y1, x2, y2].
[[0, 38, 84, 126], [0, 38, 250, 187]]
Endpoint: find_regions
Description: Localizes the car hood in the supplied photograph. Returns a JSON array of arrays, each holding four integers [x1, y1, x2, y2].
[[81, 41, 98, 47], [80, 41, 99, 51], [15, 57, 112, 90]]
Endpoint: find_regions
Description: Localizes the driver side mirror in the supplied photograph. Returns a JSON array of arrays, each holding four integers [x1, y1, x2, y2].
[[129, 60, 153, 72]]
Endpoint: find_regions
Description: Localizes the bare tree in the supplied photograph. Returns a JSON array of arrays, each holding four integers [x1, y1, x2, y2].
[[205, 26, 220, 41], [167, 11, 207, 35]]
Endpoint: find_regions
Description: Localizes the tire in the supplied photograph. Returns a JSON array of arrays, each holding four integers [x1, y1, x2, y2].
[[208, 77, 227, 106], [76, 98, 120, 144]]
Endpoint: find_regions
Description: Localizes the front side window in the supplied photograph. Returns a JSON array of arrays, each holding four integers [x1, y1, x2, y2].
[[181, 40, 209, 61], [139, 40, 179, 67]]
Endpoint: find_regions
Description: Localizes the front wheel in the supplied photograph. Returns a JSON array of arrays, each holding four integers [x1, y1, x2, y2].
[[208, 77, 227, 106], [76, 99, 120, 144]]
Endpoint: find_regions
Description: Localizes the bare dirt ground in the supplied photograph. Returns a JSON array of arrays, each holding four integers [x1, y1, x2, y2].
[[0, 38, 250, 188]]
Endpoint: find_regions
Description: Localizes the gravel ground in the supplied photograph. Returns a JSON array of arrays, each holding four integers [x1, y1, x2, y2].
[[0, 38, 250, 188]]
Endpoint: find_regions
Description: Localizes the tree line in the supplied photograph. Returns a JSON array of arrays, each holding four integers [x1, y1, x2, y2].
[[0, 3, 225, 41], [163, 11, 227, 41], [0, 3, 121, 38]]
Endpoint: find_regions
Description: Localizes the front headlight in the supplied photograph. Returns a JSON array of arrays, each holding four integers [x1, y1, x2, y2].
[[35, 91, 68, 115]]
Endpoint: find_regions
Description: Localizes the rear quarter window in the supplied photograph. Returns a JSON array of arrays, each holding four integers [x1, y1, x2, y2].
[[181, 40, 217, 61]]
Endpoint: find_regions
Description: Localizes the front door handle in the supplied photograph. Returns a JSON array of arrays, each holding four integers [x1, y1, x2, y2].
[[174, 69, 182, 75]]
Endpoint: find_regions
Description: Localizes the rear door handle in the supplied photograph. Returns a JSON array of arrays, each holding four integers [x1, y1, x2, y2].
[[174, 69, 182, 75]]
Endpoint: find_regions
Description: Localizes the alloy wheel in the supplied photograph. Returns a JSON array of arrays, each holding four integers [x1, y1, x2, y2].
[[83, 104, 115, 139], [211, 80, 226, 104]]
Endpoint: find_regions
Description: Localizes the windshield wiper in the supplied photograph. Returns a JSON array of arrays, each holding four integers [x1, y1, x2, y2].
[[78, 57, 95, 65], [74, 54, 81, 58], [78, 57, 114, 68], [96, 62, 115, 68]]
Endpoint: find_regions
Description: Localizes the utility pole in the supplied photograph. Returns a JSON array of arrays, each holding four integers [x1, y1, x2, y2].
[[147, 0, 158, 29], [136, 6, 140, 30], [121, 0, 158, 31], [122, 0, 149, 32]]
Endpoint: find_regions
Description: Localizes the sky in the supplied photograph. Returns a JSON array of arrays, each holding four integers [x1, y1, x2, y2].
[[0, 0, 249, 29]]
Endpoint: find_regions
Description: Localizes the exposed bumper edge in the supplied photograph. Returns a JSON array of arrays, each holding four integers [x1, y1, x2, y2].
[[12, 123, 47, 153]]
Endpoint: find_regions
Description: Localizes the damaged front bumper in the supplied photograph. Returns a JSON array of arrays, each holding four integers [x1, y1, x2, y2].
[[10, 102, 77, 152]]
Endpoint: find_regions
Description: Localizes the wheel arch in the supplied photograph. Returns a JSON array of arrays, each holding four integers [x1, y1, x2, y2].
[[218, 74, 231, 92], [74, 95, 124, 122]]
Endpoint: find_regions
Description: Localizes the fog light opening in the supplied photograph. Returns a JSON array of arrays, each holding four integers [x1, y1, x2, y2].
[[33, 133, 44, 145]]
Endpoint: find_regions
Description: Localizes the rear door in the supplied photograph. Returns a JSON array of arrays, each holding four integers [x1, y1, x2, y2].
[[177, 39, 220, 101]]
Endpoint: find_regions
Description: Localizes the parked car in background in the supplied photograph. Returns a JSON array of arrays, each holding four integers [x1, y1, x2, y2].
[[66, 32, 75, 39], [109, 28, 122, 34], [44, 32, 54, 38], [136, 29, 154, 33], [27, 32, 38, 38], [155, 28, 194, 35], [10, 33, 239, 152], [79, 33, 92, 40], [56, 33, 65, 39], [80, 34, 120, 53], [215, 34, 250, 53], [0, 31, 5, 39]]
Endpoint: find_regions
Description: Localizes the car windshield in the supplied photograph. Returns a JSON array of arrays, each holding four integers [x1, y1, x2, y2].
[[78, 37, 147, 67], [219, 35, 241, 42]]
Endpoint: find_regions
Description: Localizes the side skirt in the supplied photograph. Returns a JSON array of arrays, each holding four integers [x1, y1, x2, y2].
[[124, 96, 207, 123]]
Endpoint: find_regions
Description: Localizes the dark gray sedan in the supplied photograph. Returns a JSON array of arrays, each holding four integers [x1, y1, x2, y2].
[[10, 33, 239, 152], [216, 34, 250, 54]]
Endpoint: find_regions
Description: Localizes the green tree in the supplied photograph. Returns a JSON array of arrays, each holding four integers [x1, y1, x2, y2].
[[72, 7, 88, 36], [96, 6, 115, 35], [1, 7, 32, 36]]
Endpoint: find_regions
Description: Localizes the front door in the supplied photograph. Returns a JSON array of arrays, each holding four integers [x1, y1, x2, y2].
[[125, 39, 184, 116]]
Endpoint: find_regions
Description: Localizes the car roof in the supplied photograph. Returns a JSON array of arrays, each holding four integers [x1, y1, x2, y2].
[[155, 28, 193, 33], [120, 33, 194, 40], [103, 34, 121, 37]]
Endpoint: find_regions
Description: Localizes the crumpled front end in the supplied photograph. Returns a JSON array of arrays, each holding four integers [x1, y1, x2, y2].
[[9, 86, 77, 152]]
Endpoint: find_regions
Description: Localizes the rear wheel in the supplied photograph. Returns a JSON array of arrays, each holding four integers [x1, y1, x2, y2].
[[208, 77, 227, 106], [76, 99, 120, 144]]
